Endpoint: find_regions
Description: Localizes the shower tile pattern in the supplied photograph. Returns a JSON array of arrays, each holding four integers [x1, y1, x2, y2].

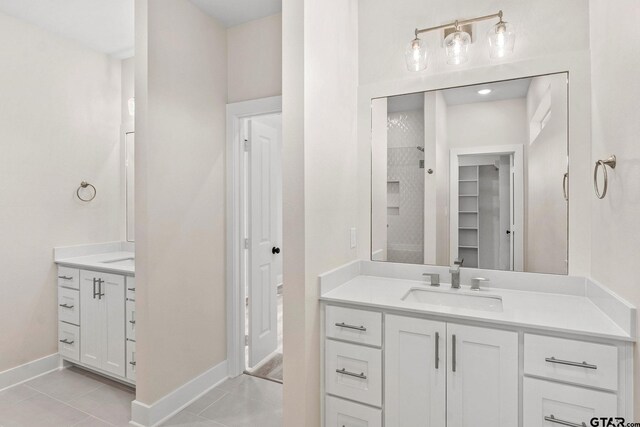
[[387, 110, 425, 264]]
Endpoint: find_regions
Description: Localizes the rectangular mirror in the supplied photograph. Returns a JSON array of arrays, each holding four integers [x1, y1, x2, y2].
[[371, 73, 568, 275]]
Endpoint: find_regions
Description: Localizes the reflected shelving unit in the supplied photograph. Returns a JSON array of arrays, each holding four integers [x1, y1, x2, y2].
[[458, 166, 479, 268]]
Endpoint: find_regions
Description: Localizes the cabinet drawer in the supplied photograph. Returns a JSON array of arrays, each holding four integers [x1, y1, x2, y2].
[[325, 340, 382, 407], [58, 266, 79, 289], [58, 287, 80, 326], [524, 334, 618, 391], [325, 395, 381, 427], [58, 322, 80, 361], [126, 340, 137, 382], [523, 377, 617, 426], [126, 299, 136, 341], [326, 306, 382, 347], [126, 276, 135, 301]]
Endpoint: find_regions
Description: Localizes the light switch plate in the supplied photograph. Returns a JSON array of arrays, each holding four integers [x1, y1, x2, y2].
[[350, 227, 357, 249]]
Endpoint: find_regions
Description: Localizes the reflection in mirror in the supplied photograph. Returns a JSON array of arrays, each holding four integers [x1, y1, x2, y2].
[[371, 73, 568, 274]]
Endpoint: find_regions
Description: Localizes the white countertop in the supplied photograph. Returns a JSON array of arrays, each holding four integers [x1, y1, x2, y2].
[[321, 275, 633, 342], [56, 251, 135, 276]]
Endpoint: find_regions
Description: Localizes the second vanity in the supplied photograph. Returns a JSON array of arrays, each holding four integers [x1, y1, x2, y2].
[[55, 242, 136, 385], [320, 261, 635, 427]]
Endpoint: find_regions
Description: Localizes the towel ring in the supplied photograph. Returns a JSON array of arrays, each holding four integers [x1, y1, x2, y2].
[[593, 155, 616, 200], [77, 181, 97, 202]]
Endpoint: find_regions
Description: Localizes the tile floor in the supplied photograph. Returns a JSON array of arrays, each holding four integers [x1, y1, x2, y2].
[[0, 367, 282, 427]]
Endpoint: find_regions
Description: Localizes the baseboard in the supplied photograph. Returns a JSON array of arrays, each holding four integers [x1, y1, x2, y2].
[[0, 353, 61, 391], [130, 359, 228, 427]]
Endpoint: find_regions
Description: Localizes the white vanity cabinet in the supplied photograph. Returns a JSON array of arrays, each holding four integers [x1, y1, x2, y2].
[[57, 266, 135, 385], [384, 315, 518, 427], [79, 270, 126, 377]]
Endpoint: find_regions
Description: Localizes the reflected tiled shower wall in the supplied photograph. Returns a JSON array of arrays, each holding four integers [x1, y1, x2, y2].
[[387, 110, 424, 264]]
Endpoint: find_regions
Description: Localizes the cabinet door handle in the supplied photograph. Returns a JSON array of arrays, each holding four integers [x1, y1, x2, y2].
[[129, 361, 137, 366], [59, 339, 74, 345], [127, 287, 136, 291], [335, 368, 367, 380], [451, 334, 457, 372], [545, 357, 597, 370], [435, 332, 440, 369], [544, 415, 586, 427], [334, 322, 366, 332], [92, 278, 98, 299], [129, 320, 136, 325], [59, 304, 74, 309], [58, 275, 73, 280], [97, 278, 105, 299]]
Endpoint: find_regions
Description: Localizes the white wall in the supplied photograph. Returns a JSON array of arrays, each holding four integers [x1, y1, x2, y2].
[[227, 14, 282, 103], [525, 74, 568, 274], [283, 0, 359, 425], [589, 0, 640, 415], [0, 11, 123, 373], [135, 0, 227, 405], [446, 98, 528, 149], [121, 57, 135, 126]]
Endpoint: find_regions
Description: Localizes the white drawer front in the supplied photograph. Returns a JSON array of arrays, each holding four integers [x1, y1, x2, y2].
[[58, 287, 80, 326], [326, 306, 382, 347], [523, 377, 617, 426], [524, 334, 618, 391], [126, 276, 136, 301], [58, 322, 80, 361], [57, 266, 79, 289], [126, 299, 136, 341], [325, 340, 382, 407], [126, 340, 137, 382], [325, 395, 381, 427]]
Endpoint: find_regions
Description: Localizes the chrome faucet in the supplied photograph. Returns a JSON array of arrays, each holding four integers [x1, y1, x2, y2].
[[422, 273, 440, 287], [450, 258, 464, 289]]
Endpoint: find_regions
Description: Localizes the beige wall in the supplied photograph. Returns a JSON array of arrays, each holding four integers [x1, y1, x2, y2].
[[589, 0, 640, 415], [135, 0, 227, 404], [283, 0, 359, 425], [0, 11, 123, 373], [227, 14, 282, 103]]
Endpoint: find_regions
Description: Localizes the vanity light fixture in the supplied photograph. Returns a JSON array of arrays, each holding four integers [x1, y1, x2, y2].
[[477, 88, 492, 95], [406, 10, 515, 71]]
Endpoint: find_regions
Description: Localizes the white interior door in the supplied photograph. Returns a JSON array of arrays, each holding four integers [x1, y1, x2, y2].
[[248, 118, 280, 367]]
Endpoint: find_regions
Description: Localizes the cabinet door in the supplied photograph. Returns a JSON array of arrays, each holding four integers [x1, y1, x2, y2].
[[102, 273, 125, 377], [80, 270, 102, 369], [447, 324, 518, 427], [126, 340, 137, 382], [523, 377, 617, 427], [385, 315, 445, 427]]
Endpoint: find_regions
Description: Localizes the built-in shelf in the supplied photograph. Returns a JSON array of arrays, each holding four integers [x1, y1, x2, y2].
[[459, 211, 478, 214], [459, 227, 478, 230], [459, 194, 479, 197], [458, 179, 478, 182], [459, 245, 478, 249]]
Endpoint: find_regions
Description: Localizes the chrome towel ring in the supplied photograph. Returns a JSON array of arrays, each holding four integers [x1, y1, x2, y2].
[[593, 155, 616, 199], [77, 181, 97, 202]]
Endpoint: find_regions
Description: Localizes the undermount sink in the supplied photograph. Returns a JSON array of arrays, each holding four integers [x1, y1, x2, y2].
[[101, 257, 135, 268], [401, 287, 503, 312]]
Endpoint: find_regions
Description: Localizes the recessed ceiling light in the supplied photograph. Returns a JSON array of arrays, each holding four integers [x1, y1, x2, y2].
[[478, 88, 492, 95]]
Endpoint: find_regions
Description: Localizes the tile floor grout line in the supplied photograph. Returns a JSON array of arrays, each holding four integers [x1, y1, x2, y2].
[[195, 391, 229, 416]]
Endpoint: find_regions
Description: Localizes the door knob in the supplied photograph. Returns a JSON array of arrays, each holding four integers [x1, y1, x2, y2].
[[272, 247, 281, 255]]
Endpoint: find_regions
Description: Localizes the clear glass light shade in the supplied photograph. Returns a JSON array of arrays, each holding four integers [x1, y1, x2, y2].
[[488, 21, 515, 58], [405, 38, 428, 72], [444, 30, 471, 65]]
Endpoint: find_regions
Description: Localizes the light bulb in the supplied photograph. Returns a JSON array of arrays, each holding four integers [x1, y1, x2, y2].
[[405, 37, 428, 72], [444, 30, 471, 65], [488, 21, 515, 58]]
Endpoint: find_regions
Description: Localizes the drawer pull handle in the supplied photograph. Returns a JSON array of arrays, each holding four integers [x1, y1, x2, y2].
[[129, 361, 137, 366], [335, 322, 366, 332], [128, 288, 136, 291], [545, 357, 597, 370], [544, 414, 586, 427], [335, 368, 367, 380], [59, 304, 74, 309], [58, 276, 73, 280], [59, 339, 74, 345], [129, 320, 136, 325]]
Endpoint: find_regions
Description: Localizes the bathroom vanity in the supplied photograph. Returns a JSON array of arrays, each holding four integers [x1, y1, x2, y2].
[[320, 261, 635, 427], [55, 242, 136, 385]]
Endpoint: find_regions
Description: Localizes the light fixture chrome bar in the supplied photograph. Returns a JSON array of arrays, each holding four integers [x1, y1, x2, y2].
[[415, 10, 503, 37]]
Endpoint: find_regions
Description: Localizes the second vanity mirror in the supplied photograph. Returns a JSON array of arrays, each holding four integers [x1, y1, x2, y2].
[[371, 73, 568, 275]]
